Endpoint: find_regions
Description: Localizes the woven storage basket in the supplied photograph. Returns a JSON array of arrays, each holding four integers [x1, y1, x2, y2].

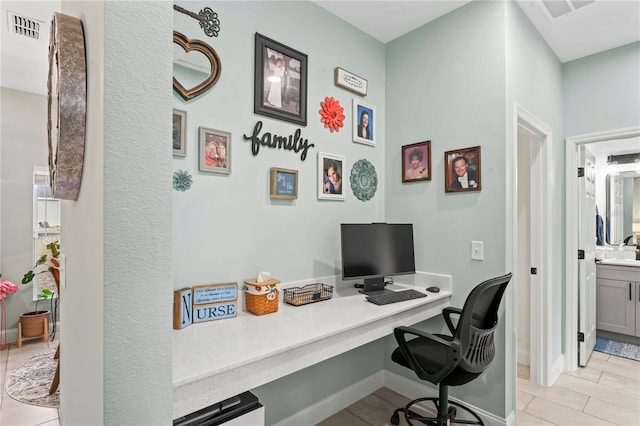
[[244, 278, 280, 316]]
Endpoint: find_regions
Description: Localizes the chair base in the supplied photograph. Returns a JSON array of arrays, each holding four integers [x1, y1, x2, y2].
[[390, 397, 484, 426]]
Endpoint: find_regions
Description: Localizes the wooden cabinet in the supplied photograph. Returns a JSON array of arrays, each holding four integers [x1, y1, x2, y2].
[[596, 264, 640, 336]]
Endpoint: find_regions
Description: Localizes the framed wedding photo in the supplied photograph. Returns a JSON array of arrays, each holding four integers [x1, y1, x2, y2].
[[353, 99, 375, 146], [173, 109, 187, 157], [318, 152, 346, 201], [270, 167, 298, 200], [402, 141, 431, 183], [199, 127, 231, 174], [444, 146, 481, 193], [254, 33, 308, 126]]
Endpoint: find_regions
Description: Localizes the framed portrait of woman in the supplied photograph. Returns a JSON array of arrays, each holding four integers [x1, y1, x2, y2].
[[199, 127, 231, 174], [444, 146, 481, 192], [318, 152, 346, 201], [254, 33, 308, 126], [352, 99, 375, 146], [402, 141, 431, 183]]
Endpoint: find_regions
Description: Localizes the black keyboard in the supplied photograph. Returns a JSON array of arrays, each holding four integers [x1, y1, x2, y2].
[[366, 289, 427, 305]]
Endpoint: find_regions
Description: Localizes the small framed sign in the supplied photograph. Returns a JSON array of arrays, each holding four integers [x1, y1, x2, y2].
[[334, 67, 367, 96], [270, 167, 298, 199]]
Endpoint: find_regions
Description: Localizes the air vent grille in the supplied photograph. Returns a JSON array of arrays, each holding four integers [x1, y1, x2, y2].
[[7, 10, 42, 40], [539, 0, 596, 20]]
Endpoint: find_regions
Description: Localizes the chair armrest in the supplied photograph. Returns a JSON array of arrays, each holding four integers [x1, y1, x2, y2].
[[394, 326, 460, 383], [443, 307, 462, 335]]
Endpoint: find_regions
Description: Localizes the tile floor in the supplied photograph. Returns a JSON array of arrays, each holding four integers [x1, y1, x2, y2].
[[319, 351, 640, 425], [1, 335, 59, 426], [2, 337, 638, 426]]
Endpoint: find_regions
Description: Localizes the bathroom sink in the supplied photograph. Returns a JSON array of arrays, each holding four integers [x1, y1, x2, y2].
[[598, 258, 640, 268]]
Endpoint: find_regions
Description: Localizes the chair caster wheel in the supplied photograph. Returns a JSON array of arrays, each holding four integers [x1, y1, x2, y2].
[[390, 412, 400, 425]]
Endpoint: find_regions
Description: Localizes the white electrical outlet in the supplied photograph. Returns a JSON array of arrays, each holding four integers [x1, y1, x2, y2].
[[471, 241, 484, 261]]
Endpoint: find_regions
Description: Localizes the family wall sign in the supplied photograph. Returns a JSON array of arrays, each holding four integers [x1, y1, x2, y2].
[[243, 121, 315, 161]]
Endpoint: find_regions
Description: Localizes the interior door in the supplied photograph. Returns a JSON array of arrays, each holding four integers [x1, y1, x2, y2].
[[578, 146, 597, 366]]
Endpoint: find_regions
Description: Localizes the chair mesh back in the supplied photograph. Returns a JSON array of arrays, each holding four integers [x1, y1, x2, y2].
[[456, 273, 511, 373]]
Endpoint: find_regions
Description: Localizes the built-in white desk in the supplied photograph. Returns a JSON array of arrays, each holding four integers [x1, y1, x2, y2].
[[172, 277, 451, 418]]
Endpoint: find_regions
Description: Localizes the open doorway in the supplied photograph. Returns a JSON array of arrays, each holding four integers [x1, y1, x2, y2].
[[514, 104, 554, 386], [564, 127, 640, 371]]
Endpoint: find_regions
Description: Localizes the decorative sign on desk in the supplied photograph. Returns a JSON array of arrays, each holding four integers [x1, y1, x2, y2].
[[173, 282, 238, 330]]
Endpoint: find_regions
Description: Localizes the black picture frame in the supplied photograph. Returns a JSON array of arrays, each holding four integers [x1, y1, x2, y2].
[[254, 33, 308, 126]]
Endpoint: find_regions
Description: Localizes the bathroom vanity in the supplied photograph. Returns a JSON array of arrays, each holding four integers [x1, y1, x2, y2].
[[596, 261, 640, 337]]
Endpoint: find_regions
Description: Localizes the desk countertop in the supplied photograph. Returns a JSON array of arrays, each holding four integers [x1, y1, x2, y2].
[[172, 280, 450, 418]]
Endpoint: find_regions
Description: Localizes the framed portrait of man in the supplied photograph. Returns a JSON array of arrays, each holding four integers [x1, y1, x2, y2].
[[444, 146, 481, 192]]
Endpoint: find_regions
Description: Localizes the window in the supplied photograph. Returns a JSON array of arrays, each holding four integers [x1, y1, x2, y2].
[[33, 170, 60, 300]]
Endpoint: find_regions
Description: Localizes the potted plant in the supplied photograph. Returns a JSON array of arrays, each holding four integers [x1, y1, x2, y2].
[[19, 240, 59, 346]]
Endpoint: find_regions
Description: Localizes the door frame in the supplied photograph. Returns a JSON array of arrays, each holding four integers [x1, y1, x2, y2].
[[512, 104, 553, 385], [564, 126, 640, 371]]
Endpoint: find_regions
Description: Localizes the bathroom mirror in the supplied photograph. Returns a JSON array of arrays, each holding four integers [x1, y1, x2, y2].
[[606, 171, 639, 245]]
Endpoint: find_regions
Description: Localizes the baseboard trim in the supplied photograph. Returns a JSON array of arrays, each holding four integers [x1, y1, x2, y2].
[[550, 353, 564, 385], [272, 371, 385, 426]]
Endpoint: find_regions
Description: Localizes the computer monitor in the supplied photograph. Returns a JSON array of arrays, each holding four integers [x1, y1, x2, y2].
[[340, 223, 416, 294]]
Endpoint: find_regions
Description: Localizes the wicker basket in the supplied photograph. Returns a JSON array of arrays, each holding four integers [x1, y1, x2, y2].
[[244, 278, 280, 316]]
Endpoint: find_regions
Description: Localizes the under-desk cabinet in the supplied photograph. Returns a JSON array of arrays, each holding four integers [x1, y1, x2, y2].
[[596, 264, 640, 337]]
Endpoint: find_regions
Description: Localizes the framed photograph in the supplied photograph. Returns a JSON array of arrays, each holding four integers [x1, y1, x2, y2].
[[173, 109, 187, 157], [334, 67, 367, 96], [402, 141, 431, 182], [318, 152, 346, 201], [254, 33, 308, 126], [199, 127, 231, 174], [270, 167, 298, 200], [353, 99, 375, 146], [444, 146, 481, 193]]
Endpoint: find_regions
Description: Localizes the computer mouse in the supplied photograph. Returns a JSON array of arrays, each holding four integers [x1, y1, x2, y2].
[[426, 286, 440, 293]]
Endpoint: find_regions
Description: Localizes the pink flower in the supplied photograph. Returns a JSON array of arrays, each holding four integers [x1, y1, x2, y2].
[[0, 280, 19, 300]]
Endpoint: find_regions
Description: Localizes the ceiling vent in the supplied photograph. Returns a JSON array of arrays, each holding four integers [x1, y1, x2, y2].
[[538, 0, 596, 20], [7, 10, 43, 40]]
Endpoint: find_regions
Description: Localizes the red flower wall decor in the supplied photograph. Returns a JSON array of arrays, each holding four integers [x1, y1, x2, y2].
[[319, 96, 345, 133]]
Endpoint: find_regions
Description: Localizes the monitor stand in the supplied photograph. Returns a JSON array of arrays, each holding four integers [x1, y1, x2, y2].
[[358, 277, 394, 296]]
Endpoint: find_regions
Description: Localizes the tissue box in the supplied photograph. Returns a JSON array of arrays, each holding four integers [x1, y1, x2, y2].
[[244, 278, 280, 316]]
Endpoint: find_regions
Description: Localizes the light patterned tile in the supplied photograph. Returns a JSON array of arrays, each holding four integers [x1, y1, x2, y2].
[[518, 363, 531, 380], [524, 397, 616, 425], [589, 351, 610, 362], [586, 357, 640, 380], [517, 377, 588, 412], [517, 390, 535, 411], [599, 371, 640, 395], [607, 354, 640, 370], [346, 394, 402, 425], [516, 409, 558, 425], [554, 374, 640, 412], [583, 397, 640, 426], [316, 409, 370, 426], [0, 391, 58, 426], [563, 365, 602, 382]]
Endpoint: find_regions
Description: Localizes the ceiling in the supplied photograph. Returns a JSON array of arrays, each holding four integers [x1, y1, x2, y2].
[[1, 1, 638, 119]]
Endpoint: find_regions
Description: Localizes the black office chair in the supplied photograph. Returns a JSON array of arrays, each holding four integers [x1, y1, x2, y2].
[[390, 272, 512, 426]]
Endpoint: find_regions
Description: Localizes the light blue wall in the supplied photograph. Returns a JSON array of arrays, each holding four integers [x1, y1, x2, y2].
[[505, 0, 564, 414], [384, 0, 508, 417], [173, 1, 386, 288], [564, 42, 640, 137], [173, 2, 387, 424]]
